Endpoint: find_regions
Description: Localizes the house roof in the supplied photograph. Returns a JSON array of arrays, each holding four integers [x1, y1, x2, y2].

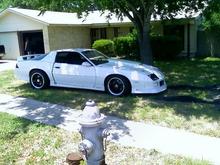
[[0, 7, 201, 26], [0, 8, 131, 26]]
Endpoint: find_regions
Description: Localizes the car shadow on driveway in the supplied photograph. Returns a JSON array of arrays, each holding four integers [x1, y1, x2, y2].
[[155, 84, 220, 105]]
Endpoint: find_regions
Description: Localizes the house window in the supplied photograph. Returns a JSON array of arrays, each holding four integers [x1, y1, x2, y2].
[[90, 28, 107, 45], [114, 27, 119, 37], [91, 29, 99, 39], [100, 28, 107, 39]]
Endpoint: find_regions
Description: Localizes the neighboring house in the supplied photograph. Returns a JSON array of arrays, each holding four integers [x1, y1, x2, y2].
[[0, 7, 207, 60]]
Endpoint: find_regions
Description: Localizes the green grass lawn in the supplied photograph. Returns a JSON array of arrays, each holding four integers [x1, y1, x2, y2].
[[0, 57, 220, 137], [0, 112, 210, 165], [157, 57, 220, 86]]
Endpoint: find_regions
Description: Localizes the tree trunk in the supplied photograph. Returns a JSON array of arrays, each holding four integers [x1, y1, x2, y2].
[[138, 22, 153, 65]]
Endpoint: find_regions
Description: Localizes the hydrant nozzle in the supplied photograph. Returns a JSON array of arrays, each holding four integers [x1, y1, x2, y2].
[[78, 139, 93, 160]]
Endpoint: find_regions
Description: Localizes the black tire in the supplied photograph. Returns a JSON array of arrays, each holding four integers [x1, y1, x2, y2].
[[105, 75, 131, 96], [30, 70, 49, 89]]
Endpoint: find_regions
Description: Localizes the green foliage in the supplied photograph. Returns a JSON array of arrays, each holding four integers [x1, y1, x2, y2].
[[113, 33, 182, 61], [113, 34, 139, 60], [92, 39, 114, 56], [0, 0, 79, 12], [151, 35, 182, 60], [0, 112, 81, 164], [203, 0, 220, 32], [202, 0, 220, 56]]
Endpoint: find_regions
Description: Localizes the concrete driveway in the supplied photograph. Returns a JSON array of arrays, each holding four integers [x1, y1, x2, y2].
[[0, 60, 16, 72]]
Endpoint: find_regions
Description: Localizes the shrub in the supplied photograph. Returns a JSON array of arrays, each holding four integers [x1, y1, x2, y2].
[[113, 33, 182, 61], [113, 35, 139, 60], [151, 35, 182, 60], [92, 35, 182, 61], [92, 39, 114, 56]]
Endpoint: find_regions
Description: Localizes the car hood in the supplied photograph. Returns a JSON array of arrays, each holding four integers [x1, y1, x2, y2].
[[98, 58, 165, 78]]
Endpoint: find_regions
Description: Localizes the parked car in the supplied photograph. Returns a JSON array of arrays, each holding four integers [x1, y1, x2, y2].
[[15, 48, 167, 96]]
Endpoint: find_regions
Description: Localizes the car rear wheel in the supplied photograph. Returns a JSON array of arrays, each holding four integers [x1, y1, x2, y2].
[[30, 70, 49, 89], [105, 75, 131, 96]]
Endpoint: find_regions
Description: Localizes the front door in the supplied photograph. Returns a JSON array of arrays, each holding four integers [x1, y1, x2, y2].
[[52, 51, 96, 88]]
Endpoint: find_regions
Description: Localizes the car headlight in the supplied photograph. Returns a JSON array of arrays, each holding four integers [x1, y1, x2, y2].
[[148, 73, 159, 81]]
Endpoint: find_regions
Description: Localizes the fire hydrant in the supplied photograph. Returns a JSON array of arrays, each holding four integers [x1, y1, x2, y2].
[[78, 100, 109, 165]]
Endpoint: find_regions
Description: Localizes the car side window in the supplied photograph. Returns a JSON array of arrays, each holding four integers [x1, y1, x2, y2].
[[55, 52, 86, 65]]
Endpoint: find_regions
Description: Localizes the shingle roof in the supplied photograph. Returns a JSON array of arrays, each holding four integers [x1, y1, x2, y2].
[[6, 8, 131, 25], [1, 7, 201, 26]]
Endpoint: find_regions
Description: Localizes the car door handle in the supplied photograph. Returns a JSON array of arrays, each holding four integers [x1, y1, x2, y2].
[[54, 66, 60, 69]]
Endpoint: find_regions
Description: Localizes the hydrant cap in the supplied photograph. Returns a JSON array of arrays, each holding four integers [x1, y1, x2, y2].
[[79, 100, 105, 127], [86, 100, 96, 106]]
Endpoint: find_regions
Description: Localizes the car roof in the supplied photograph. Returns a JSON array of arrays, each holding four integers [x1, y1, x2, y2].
[[56, 48, 93, 53]]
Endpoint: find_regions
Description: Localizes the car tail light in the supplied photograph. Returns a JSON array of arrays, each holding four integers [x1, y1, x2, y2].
[[148, 73, 159, 81]]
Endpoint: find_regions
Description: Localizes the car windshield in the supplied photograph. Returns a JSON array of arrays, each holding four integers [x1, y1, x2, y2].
[[82, 50, 109, 65]]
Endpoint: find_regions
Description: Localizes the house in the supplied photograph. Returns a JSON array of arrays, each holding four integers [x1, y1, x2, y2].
[[0, 7, 207, 60]]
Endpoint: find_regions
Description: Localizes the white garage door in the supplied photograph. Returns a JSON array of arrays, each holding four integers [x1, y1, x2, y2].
[[0, 32, 20, 60]]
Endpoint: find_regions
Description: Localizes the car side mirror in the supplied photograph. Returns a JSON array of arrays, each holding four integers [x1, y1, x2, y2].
[[82, 61, 91, 67]]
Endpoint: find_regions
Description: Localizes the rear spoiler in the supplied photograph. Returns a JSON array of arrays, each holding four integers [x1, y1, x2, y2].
[[17, 54, 45, 61]]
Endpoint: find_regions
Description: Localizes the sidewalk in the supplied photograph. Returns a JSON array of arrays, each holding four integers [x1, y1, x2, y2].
[[0, 94, 220, 164], [0, 60, 16, 72]]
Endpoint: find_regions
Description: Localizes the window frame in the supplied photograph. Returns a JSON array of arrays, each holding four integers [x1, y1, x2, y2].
[[55, 51, 88, 65]]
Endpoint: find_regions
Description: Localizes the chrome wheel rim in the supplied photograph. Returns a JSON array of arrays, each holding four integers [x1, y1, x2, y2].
[[107, 77, 125, 96], [31, 73, 44, 89]]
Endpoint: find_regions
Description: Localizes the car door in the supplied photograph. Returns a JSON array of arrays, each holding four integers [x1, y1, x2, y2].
[[52, 51, 96, 88]]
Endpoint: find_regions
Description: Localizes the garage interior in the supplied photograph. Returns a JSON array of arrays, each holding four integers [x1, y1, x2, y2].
[[18, 31, 45, 55]]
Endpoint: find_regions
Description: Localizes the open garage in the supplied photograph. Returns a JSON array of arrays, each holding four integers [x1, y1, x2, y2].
[[0, 8, 92, 59]]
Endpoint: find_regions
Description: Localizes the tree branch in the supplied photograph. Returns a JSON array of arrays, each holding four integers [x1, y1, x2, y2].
[[113, 1, 136, 23], [140, 0, 146, 11], [125, 0, 144, 26]]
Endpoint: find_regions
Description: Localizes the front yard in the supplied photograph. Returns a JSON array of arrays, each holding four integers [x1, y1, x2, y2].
[[0, 57, 220, 138], [0, 112, 210, 164]]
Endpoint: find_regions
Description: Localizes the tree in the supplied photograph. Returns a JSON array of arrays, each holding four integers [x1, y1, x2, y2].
[[203, 1, 220, 23], [202, 0, 220, 56], [203, 0, 220, 34], [1, 0, 207, 64]]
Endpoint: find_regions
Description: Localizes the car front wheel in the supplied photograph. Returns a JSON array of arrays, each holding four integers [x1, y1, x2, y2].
[[30, 70, 49, 89], [105, 75, 131, 96]]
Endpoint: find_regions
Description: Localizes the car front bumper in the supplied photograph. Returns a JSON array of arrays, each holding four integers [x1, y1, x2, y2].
[[131, 79, 167, 94]]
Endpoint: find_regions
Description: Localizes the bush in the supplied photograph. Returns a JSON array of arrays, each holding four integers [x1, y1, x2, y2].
[[113, 33, 182, 61], [114, 35, 139, 60], [151, 35, 182, 60], [92, 34, 182, 61], [92, 39, 114, 56]]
